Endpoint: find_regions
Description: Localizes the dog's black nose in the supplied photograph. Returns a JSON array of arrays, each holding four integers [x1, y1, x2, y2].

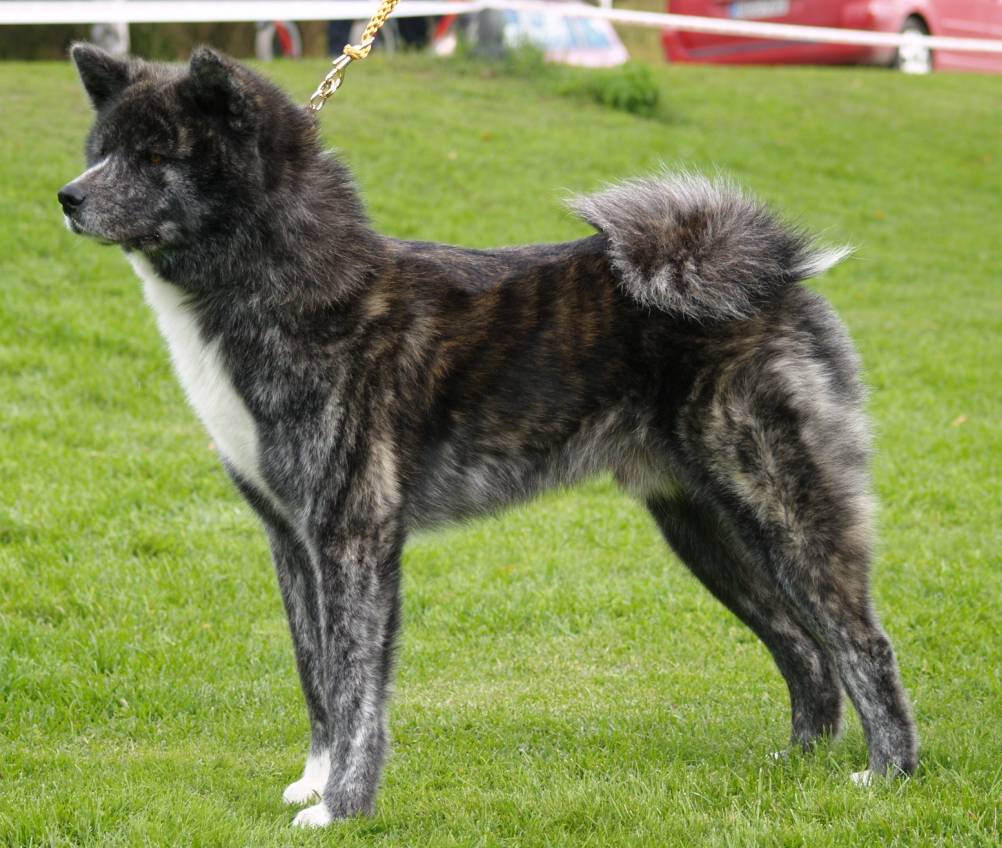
[[58, 184, 86, 214]]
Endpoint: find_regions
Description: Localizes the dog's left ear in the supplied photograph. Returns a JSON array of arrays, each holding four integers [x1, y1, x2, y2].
[[187, 47, 258, 133]]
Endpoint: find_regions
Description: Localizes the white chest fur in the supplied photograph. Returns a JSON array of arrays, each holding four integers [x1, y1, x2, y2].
[[128, 254, 282, 511]]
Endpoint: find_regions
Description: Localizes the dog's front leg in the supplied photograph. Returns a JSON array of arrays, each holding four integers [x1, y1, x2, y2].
[[292, 522, 403, 827], [264, 520, 332, 806]]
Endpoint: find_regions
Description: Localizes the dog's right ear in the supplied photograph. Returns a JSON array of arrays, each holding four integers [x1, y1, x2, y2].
[[71, 42, 131, 109]]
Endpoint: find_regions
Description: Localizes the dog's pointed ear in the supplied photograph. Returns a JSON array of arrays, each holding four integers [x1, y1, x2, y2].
[[71, 42, 131, 109], [188, 47, 258, 132]]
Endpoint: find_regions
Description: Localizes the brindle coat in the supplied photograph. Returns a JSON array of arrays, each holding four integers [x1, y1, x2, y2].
[[60, 44, 917, 826]]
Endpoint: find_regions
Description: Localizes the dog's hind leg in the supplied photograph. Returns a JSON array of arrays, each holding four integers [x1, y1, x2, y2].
[[264, 522, 332, 806], [647, 494, 843, 750], [687, 337, 918, 778]]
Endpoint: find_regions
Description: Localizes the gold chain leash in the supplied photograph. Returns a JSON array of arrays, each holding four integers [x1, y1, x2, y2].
[[308, 0, 401, 113]]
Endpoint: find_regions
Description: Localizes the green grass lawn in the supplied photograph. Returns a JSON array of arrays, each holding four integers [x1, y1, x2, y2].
[[1, 54, 1000, 846]]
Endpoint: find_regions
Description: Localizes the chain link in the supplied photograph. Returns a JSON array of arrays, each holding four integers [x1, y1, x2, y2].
[[307, 0, 401, 113]]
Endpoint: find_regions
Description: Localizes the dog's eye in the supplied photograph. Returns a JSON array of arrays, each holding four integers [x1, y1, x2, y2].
[[150, 153, 163, 166]]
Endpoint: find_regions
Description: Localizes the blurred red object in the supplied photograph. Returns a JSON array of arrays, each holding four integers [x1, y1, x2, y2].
[[661, 1, 1002, 74]]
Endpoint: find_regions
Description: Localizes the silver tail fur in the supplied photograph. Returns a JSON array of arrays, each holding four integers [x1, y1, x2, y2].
[[570, 172, 852, 322]]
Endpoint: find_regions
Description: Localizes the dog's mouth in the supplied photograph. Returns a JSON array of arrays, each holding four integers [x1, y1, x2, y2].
[[64, 214, 117, 245], [64, 214, 161, 250]]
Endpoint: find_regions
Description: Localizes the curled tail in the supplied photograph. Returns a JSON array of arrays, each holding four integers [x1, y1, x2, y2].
[[569, 172, 851, 322]]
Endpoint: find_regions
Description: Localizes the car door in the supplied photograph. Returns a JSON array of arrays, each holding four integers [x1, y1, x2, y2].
[[978, 0, 1002, 38], [931, 0, 1002, 71], [932, 0, 987, 38], [668, 0, 855, 64]]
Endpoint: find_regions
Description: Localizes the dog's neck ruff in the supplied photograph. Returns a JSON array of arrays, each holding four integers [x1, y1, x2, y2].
[[127, 253, 285, 514]]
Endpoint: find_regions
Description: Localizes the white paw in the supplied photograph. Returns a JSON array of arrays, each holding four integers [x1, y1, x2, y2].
[[292, 802, 333, 828], [283, 750, 330, 806], [769, 749, 789, 762], [282, 776, 322, 806], [850, 769, 874, 787]]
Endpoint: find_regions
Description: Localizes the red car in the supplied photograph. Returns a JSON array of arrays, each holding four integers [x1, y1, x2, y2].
[[662, 1, 1002, 73]]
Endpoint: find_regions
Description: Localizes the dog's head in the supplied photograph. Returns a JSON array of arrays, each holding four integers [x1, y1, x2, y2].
[[60, 44, 314, 252]]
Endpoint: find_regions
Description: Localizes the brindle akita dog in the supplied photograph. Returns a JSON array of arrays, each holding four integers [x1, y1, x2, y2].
[[60, 44, 917, 826]]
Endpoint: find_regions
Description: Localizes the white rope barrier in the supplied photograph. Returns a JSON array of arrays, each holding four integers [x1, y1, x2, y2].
[[502, 1, 1002, 54], [0, 2, 475, 25], [3, 1, 1002, 55]]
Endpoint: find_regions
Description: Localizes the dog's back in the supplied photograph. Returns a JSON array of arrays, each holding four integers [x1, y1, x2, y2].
[[353, 177, 849, 528]]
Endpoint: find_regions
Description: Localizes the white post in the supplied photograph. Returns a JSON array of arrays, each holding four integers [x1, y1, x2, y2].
[[90, 20, 131, 55]]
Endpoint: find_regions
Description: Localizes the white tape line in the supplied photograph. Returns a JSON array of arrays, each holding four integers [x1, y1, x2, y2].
[[502, 1, 1002, 54], [2, 0, 1001, 55], [0, 2, 476, 25]]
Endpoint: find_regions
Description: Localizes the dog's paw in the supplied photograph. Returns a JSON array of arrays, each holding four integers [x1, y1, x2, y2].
[[292, 802, 333, 828], [850, 769, 874, 787], [282, 776, 323, 806], [768, 749, 790, 762], [283, 751, 330, 806]]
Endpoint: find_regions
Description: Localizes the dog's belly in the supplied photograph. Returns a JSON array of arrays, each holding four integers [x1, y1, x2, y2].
[[128, 254, 283, 511], [408, 410, 679, 528]]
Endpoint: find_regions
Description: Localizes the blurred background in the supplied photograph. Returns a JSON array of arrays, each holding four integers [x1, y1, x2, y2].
[[2, 0, 1000, 74]]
